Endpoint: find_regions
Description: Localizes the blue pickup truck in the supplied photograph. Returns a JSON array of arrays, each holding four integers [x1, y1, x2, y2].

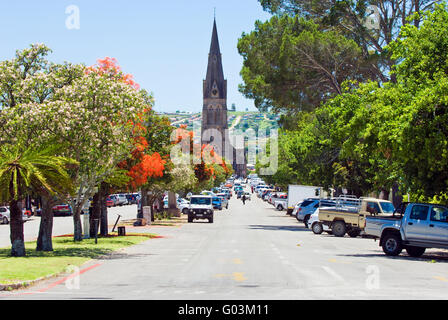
[[364, 202, 448, 257]]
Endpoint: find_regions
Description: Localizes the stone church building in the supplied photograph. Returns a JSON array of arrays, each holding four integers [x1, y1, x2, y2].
[[201, 19, 247, 178]]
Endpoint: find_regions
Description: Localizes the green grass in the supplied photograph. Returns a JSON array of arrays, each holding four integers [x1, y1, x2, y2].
[[0, 234, 157, 285]]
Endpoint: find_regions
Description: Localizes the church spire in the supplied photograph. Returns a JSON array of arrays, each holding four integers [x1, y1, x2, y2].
[[204, 18, 226, 100], [209, 18, 221, 55]]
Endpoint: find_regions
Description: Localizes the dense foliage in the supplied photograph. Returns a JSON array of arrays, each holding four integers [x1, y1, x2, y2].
[[256, 4, 448, 202]]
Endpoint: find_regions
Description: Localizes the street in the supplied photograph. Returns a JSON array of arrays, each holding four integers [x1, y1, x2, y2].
[[1, 192, 448, 300]]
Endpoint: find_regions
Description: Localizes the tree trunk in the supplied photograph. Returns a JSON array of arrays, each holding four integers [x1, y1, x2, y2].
[[36, 195, 55, 252], [141, 187, 149, 207], [99, 183, 108, 236], [73, 208, 83, 242], [392, 182, 403, 208], [9, 198, 25, 257], [168, 191, 180, 217], [90, 191, 101, 238], [379, 188, 390, 201], [141, 188, 154, 223]]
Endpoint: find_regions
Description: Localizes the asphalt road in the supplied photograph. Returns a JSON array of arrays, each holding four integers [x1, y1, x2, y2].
[[2, 191, 448, 300]]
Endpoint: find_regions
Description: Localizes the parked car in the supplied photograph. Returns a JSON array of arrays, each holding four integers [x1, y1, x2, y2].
[[221, 188, 232, 199], [275, 198, 289, 211], [262, 189, 276, 201], [309, 210, 332, 235], [179, 199, 191, 215], [0, 206, 10, 225], [126, 193, 139, 205], [106, 196, 115, 207], [365, 202, 448, 257], [319, 197, 395, 238], [109, 195, 119, 206], [201, 190, 217, 197], [52, 204, 73, 217], [296, 198, 337, 227], [1, 206, 30, 223], [216, 193, 229, 209], [115, 194, 129, 206], [268, 192, 287, 205], [212, 196, 223, 210]]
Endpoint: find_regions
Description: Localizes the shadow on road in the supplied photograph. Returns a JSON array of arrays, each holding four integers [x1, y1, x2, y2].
[[248, 225, 309, 232], [336, 251, 448, 263]]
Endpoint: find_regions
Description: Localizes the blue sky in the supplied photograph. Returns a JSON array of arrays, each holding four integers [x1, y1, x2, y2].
[[0, 1, 271, 113]]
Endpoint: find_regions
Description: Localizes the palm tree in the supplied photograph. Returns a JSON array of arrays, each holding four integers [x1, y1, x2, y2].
[[0, 144, 77, 257]]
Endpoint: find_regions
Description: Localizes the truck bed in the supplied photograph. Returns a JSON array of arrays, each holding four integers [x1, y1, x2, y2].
[[364, 215, 402, 238]]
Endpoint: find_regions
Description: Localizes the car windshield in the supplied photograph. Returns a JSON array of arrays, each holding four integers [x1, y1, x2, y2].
[[301, 200, 315, 207], [191, 197, 211, 205], [380, 202, 395, 214]]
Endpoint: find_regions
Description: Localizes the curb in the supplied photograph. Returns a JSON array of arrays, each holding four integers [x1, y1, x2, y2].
[[0, 273, 60, 292]]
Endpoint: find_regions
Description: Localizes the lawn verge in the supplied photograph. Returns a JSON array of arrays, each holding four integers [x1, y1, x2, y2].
[[0, 233, 158, 291]]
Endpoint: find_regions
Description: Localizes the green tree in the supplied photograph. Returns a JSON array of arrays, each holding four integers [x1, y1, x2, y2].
[[258, 0, 440, 81], [0, 145, 76, 256], [238, 16, 364, 124]]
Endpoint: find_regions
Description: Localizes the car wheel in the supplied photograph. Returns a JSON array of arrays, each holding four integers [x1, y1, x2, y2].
[[332, 221, 347, 237], [182, 208, 189, 215], [209, 217, 214, 223], [347, 229, 361, 238], [382, 233, 403, 256], [406, 246, 426, 257], [277, 205, 283, 211], [2, 217, 8, 225], [312, 222, 323, 235]]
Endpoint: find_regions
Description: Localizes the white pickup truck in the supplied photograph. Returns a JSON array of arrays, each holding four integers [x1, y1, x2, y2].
[[364, 202, 448, 257], [274, 198, 289, 211]]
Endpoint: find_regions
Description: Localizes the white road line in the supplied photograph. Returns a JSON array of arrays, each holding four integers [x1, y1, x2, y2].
[[322, 266, 345, 282]]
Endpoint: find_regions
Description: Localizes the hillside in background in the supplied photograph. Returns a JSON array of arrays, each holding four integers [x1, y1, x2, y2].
[[157, 111, 280, 134]]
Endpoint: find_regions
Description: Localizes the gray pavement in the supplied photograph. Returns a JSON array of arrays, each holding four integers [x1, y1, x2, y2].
[[2, 192, 448, 300]]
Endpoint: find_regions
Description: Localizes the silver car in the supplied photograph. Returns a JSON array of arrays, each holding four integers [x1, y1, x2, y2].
[[216, 193, 229, 209], [0, 206, 10, 224], [296, 199, 336, 227]]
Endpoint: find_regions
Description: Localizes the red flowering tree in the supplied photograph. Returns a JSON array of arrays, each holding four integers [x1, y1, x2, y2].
[[86, 57, 168, 234], [172, 126, 233, 191]]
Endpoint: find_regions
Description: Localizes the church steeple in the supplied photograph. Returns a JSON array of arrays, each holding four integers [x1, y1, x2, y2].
[[204, 18, 226, 100]]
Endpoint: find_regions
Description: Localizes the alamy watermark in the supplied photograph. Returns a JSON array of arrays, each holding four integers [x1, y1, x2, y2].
[[365, 265, 380, 290], [65, 5, 80, 30], [364, 5, 381, 31], [65, 265, 81, 290]]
